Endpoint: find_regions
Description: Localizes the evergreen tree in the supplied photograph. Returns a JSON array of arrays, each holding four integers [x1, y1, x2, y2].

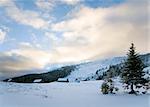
[[121, 43, 146, 94]]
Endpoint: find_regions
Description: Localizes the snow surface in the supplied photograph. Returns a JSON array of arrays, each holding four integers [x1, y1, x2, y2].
[[0, 80, 149, 107], [144, 66, 150, 73], [67, 57, 125, 81]]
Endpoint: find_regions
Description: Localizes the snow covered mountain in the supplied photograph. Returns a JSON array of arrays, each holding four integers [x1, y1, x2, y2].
[[67, 53, 150, 81], [66, 56, 125, 81], [3, 53, 150, 83]]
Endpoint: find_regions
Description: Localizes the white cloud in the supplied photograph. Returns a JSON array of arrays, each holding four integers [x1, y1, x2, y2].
[[0, 29, 6, 44], [0, 46, 52, 79], [0, 25, 9, 44], [19, 42, 33, 48], [0, 0, 11, 6], [36, 0, 54, 11], [0, 0, 82, 30], [61, 0, 81, 5], [35, 0, 81, 11], [10, 49, 51, 67], [0, 0, 48, 29], [51, 0, 149, 60]]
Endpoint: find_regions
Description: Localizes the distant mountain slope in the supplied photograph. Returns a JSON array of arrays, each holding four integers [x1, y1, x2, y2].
[[3, 65, 76, 83], [3, 53, 150, 83]]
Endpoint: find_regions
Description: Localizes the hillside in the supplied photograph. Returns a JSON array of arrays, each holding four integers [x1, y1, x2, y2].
[[3, 65, 76, 83], [66, 56, 125, 81], [3, 53, 150, 83], [66, 53, 150, 81]]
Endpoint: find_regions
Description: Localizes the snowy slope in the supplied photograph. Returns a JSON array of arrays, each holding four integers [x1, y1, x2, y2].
[[0, 80, 149, 107], [66, 57, 125, 81], [3, 53, 149, 83], [66, 54, 150, 81], [144, 66, 150, 73]]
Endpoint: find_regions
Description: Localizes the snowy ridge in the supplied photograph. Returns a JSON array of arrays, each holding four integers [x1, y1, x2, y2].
[[3, 53, 149, 83], [66, 53, 150, 81], [66, 57, 125, 81]]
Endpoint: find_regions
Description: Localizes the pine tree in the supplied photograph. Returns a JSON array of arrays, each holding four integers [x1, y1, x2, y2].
[[121, 43, 146, 94]]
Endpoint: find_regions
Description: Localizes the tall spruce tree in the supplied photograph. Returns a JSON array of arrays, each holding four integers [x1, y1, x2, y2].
[[121, 43, 145, 94]]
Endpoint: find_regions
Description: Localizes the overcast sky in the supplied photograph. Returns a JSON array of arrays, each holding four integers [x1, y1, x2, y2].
[[0, 0, 149, 79]]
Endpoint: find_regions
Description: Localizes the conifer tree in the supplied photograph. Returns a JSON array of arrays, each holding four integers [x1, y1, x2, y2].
[[121, 43, 146, 94]]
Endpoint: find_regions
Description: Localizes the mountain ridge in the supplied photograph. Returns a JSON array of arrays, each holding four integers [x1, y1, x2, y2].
[[3, 53, 150, 83]]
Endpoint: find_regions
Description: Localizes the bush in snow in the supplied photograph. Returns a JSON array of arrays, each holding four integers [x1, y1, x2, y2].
[[114, 87, 119, 92], [101, 79, 119, 94], [108, 79, 114, 94], [101, 81, 109, 94]]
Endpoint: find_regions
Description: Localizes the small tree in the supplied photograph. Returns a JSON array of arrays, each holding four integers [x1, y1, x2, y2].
[[101, 79, 118, 94], [121, 43, 146, 94], [108, 79, 114, 94], [101, 81, 109, 94]]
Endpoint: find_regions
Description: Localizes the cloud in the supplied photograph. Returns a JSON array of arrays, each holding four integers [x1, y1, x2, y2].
[[51, 0, 149, 60], [0, 0, 48, 29], [35, 0, 81, 12], [0, 0, 82, 30], [0, 53, 42, 79], [19, 42, 34, 48], [36, 0, 54, 11], [61, 0, 81, 5], [0, 25, 9, 44], [0, 46, 51, 79], [0, 29, 6, 44]]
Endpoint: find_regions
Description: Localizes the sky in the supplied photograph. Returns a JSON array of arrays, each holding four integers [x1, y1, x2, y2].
[[0, 0, 149, 79]]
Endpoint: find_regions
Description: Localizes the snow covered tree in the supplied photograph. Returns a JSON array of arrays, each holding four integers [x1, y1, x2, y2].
[[121, 43, 146, 94], [101, 79, 118, 94], [101, 81, 109, 94]]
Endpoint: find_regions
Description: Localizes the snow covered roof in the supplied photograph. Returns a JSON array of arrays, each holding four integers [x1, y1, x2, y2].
[[57, 78, 69, 82], [7, 79, 12, 82], [33, 79, 42, 83]]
